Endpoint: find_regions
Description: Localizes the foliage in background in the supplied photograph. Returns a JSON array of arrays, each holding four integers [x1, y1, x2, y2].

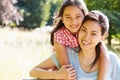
[[85, 0, 120, 45], [17, 0, 62, 29], [0, 0, 23, 26], [47, 0, 62, 26], [17, 0, 50, 28], [0, 0, 120, 46]]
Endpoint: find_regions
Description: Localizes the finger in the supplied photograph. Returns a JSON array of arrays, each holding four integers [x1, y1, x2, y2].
[[67, 66, 75, 72], [69, 74, 77, 80], [69, 70, 76, 77], [68, 69, 77, 79], [62, 64, 72, 68], [71, 76, 77, 80]]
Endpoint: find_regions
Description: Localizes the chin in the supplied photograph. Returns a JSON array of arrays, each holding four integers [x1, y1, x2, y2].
[[71, 31, 77, 34], [71, 29, 79, 33], [80, 44, 92, 50]]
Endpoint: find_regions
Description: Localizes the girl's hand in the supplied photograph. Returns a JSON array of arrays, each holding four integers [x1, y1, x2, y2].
[[58, 65, 77, 80]]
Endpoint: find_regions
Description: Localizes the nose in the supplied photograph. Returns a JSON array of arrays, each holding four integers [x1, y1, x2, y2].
[[71, 18, 77, 24], [84, 33, 90, 40]]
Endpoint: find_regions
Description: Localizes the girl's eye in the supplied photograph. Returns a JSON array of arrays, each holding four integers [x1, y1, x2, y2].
[[65, 16, 72, 21], [76, 16, 81, 18]]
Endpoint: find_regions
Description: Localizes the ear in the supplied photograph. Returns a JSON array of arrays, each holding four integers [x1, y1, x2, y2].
[[101, 32, 108, 40]]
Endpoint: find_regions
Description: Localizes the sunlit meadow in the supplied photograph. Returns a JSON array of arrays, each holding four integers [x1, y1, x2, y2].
[[0, 26, 119, 80], [0, 26, 53, 80]]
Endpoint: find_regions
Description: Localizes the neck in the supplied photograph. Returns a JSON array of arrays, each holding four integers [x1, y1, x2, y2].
[[78, 48, 98, 72], [79, 49, 96, 59]]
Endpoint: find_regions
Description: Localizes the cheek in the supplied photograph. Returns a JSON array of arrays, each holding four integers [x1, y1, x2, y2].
[[93, 37, 102, 45], [63, 22, 69, 27], [78, 32, 83, 41], [78, 19, 84, 26]]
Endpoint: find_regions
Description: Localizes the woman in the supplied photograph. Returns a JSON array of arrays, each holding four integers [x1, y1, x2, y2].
[[30, 10, 120, 80]]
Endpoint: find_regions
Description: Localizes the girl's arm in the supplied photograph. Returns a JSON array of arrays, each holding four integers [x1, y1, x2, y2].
[[98, 42, 110, 80], [30, 57, 57, 79], [30, 57, 76, 79], [54, 42, 69, 65]]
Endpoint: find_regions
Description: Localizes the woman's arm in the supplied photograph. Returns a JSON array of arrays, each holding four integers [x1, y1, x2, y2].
[[54, 42, 69, 65], [98, 42, 110, 80]]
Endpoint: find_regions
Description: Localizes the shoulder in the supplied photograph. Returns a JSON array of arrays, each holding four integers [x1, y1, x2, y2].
[[66, 47, 79, 59], [54, 27, 69, 39], [108, 51, 120, 80], [66, 47, 78, 54], [54, 27, 66, 34], [108, 51, 120, 67], [108, 51, 120, 61]]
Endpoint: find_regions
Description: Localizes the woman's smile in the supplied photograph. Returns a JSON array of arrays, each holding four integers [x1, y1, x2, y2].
[[82, 40, 90, 45]]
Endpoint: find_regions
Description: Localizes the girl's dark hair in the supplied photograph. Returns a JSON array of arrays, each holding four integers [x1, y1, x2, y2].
[[83, 10, 109, 69], [50, 0, 88, 45]]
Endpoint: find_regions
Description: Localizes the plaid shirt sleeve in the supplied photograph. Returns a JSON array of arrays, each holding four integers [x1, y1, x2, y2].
[[54, 27, 79, 48]]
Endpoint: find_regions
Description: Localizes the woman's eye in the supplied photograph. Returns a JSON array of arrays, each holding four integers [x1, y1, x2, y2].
[[91, 33, 97, 36], [81, 28, 86, 32], [66, 16, 70, 19]]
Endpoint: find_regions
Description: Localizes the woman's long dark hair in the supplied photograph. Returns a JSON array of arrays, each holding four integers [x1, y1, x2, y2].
[[82, 10, 109, 69], [50, 0, 88, 45]]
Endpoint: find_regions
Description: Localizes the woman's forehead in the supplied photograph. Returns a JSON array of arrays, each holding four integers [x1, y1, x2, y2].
[[82, 20, 101, 32]]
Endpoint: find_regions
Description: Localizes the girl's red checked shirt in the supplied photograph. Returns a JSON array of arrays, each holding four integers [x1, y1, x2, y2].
[[54, 27, 79, 48]]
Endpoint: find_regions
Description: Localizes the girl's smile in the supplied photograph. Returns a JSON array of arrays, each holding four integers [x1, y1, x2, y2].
[[62, 6, 84, 34]]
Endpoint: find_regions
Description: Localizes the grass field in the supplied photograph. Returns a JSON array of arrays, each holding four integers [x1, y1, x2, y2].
[[0, 27, 119, 80], [0, 27, 53, 80]]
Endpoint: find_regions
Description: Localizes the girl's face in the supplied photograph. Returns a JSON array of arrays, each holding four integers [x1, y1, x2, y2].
[[78, 20, 105, 50], [62, 6, 84, 34]]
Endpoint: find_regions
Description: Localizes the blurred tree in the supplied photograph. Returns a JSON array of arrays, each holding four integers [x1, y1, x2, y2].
[[17, 0, 62, 28], [17, 0, 51, 29], [46, 0, 62, 26], [85, 0, 120, 45], [0, 0, 23, 26]]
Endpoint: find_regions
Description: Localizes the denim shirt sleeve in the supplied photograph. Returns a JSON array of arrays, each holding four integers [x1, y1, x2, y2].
[[51, 54, 61, 69], [110, 51, 120, 80], [50, 47, 77, 69]]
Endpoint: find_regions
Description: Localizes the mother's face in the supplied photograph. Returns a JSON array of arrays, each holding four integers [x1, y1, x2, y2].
[[78, 20, 105, 50]]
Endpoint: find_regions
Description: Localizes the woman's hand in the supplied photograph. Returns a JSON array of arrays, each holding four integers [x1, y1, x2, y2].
[[58, 65, 77, 80]]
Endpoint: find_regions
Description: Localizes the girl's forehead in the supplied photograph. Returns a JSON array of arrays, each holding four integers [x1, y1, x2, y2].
[[63, 6, 83, 15], [64, 6, 80, 11]]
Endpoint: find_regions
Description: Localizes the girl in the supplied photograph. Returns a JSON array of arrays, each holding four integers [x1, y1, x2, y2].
[[50, 0, 88, 66]]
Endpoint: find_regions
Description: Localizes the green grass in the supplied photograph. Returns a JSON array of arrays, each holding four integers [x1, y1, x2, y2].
[[0, 27, 119, 80]]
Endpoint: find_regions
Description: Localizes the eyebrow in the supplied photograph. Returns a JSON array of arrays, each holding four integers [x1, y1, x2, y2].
[[82, 26, 87, 30], [82, 26, 99, 33]]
